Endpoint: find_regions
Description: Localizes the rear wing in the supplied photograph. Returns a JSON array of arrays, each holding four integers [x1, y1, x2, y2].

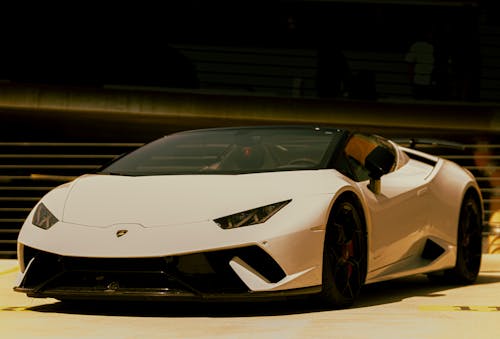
[[393, 138, 465, 151]]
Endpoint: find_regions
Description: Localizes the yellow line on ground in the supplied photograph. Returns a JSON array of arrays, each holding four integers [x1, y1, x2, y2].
[[419, 305, 500, 312], [0, 306, 28, 312], [0, 267, 19, 276]]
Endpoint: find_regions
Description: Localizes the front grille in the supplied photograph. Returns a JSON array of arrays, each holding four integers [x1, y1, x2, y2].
[[19, 245, 286, 297]]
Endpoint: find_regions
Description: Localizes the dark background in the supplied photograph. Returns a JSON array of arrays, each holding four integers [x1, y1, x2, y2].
[[1, 0, 498, 103]]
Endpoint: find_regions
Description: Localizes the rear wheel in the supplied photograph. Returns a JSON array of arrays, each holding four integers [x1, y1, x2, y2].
[[320, 199, 366, 308], [445, 194, 483, 284]]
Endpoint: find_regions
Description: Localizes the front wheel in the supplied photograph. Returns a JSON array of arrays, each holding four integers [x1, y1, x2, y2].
[[445, 194, 483, 284], [320, 199, 366, 308]]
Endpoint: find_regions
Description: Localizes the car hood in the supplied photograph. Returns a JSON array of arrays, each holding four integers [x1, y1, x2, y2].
[[61, 171, 346, 228]]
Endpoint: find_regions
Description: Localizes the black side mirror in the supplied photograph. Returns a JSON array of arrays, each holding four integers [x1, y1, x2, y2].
[[365, 146, 395, 194]]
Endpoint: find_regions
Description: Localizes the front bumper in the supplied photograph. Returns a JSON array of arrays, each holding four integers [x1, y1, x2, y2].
[[14, 245, 321, 301]]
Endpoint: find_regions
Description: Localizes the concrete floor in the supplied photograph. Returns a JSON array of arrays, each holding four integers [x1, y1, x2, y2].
[[1, 256, 500, 339]]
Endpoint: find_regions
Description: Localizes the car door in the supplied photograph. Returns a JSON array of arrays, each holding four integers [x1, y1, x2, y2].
[[360, 160, 434, 274], [339, 134, 434, 274]]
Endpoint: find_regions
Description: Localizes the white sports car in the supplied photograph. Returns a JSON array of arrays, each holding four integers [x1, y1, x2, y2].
[[14, 126, 483, 308]]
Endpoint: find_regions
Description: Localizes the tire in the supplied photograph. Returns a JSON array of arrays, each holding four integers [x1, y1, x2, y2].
[[320, 198, 367, 308], [445, 193, 483, 284]]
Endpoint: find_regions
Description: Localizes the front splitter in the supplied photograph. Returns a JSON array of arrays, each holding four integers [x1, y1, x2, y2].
[[14, 285, 322, 303]]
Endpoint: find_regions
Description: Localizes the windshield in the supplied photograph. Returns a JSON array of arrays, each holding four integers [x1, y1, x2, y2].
[[100, 127, 345, 175]]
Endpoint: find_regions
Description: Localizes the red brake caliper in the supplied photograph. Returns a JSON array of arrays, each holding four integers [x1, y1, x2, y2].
[[342, 241, 354, 278]]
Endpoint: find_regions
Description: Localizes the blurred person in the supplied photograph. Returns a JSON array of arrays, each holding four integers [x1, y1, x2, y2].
[[405, 29, 436, 100]]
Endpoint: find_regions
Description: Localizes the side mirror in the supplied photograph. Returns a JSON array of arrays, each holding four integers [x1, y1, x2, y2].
[[365, 146, 395, 194]]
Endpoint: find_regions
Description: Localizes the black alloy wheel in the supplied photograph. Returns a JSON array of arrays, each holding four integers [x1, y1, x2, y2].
[[446, 194, 483, 284], [321, 199, 366, 308]]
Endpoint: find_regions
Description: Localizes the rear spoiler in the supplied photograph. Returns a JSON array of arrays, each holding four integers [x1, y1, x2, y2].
[[393, 138, 465, 150]]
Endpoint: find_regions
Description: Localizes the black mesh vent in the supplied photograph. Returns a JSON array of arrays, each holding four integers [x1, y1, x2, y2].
[[19, 245, 286, 296]]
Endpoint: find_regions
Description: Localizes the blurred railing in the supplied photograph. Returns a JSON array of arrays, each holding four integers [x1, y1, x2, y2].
[[0, 142, 142, 258]]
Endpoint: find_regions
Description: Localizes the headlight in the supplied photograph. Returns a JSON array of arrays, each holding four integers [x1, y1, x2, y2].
[[32, 203, 59, 230], [214, 200, 291, 229]]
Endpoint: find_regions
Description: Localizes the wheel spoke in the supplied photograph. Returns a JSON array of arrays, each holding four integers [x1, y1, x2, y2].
[[335, 260, 361, 299], [332, 222, 347, 245], [334, 264, 353, 298], [333, 240, 362, 299], [342, 280, 354, 299]]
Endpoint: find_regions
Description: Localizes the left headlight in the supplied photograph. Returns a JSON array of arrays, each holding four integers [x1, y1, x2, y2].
[[32, 203, 59, 230], [214, 200, 291, 230]]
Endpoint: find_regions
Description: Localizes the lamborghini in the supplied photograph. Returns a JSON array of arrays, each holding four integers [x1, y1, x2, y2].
[[14, 126, 483, 308]]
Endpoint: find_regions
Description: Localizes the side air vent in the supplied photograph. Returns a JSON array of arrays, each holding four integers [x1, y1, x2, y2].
[[421, 239, 445, 261]]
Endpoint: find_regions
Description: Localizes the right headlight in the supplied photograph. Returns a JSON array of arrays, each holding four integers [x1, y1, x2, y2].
[[214, 200, 291, 230], [32, 203, 59, 230]]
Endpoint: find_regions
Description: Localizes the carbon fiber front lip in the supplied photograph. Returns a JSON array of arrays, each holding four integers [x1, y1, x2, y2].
[[14, 285, 322, 302]]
